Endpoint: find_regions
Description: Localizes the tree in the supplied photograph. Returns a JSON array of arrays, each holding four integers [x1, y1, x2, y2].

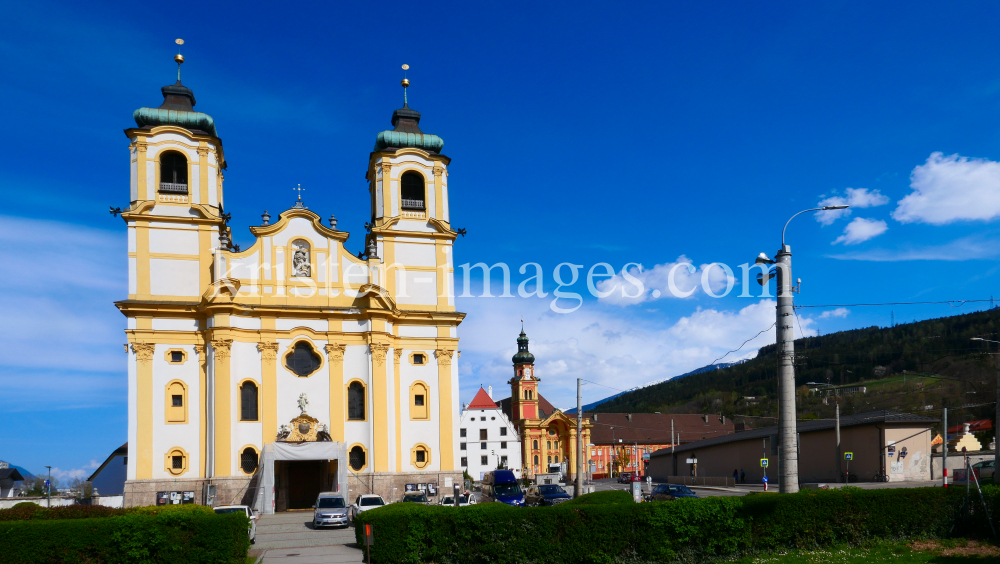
[[23, 476, 58, 497]]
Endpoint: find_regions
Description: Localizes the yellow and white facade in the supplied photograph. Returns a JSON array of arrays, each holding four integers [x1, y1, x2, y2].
[[118, 62, 463, 507]]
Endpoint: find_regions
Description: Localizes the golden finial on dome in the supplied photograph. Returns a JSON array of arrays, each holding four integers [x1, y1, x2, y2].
[[174, 39, 185, 80], [401, 64, 410, 105]]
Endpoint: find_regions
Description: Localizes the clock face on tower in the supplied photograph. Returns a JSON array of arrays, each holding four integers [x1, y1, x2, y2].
[[523, 366, 532, 379]]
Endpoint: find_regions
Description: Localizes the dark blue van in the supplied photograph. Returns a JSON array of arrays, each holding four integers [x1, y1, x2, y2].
[[481, 470, 524, 506]]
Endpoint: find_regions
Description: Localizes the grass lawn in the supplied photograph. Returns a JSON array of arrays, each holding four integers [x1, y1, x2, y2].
[[727, 540, 1000, 564]]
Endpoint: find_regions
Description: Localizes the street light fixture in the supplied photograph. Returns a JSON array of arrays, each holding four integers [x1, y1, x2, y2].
[[756, 205, 849, 494], [971, 337, 1000, 476], [44, 465, 52, 508]]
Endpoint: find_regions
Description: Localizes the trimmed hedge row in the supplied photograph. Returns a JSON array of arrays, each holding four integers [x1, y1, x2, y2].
[[354, 487, 992, 564], [0, 502, 126, 521], [0, 504, 251, 564]]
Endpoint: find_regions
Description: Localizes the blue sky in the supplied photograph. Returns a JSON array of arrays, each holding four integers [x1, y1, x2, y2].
[[3, 0, 1000, 478]]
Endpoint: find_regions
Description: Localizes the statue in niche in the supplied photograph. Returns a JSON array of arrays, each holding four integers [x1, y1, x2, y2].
[[292, 240, 311, 277], [297, 393, 309, 415]]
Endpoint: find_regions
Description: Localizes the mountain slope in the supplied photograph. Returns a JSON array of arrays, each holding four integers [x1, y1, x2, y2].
[[594, 308, 1000, 423]]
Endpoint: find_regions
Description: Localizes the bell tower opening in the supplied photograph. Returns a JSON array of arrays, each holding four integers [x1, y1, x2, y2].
[[400, 171, 425, 210], [159, 151, 188, 193]]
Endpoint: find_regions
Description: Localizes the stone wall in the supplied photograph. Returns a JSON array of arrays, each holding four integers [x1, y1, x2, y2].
[[124, 476, 252, 507], [347, 471, 463, 504]]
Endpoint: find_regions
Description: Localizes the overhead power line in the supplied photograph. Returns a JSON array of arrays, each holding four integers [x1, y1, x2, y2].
[[795, 299, 995, 309]]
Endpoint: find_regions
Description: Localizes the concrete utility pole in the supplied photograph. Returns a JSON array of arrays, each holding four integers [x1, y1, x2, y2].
[[575, 378, 583, 498], [835, 402, 842, 481], [758, 204, 848, 494], [943, 407, 949, 488]]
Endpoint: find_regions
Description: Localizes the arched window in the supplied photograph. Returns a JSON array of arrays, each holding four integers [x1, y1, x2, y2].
[[534, 455, 539, 465], [528, 390, 533, 400], [400, 171, 425, 210], [285, 341, 321, 377], [159, 151, 188, 193], [349, 445, 367, 471], [166, 381, 187, 423], [165, 447, 188, 476], [547, 456, 552, 464], [410, 382, 429, 420], [348, 381, 366, 420], [240, 447, 259, 474], [240, 381, 258, 421], [291, 240, 311, 277], [532, 440, 538, 449], [411, 444, 431, 469]]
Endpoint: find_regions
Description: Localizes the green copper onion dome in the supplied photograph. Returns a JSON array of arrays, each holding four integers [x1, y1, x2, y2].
[[373, 104, 443, 154], [512, 328, 535, 365], [133, 58, 217, 137]]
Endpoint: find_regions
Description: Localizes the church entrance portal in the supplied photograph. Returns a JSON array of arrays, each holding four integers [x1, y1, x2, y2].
[[274, 459, 339, 511]]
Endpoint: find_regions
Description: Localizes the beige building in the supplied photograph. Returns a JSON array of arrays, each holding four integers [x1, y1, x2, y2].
[[647, 410, 938, 484]]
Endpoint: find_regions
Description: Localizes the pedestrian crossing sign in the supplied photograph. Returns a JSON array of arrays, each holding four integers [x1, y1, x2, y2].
[[760, 458, 768, 467], [845, 452, 853, 460]]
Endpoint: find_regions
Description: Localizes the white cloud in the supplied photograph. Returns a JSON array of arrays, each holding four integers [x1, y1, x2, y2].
[[894, 152, 1000, 225], [455, 296, 815, 410], [827, 234, 1000, 261], [0, 216, 125, 410], [832, 217, 888, 245], [815, 188, 891, 225], [50, 459, 100, 482], [596, 256, 735, 306], [819, 308, 850, 319]]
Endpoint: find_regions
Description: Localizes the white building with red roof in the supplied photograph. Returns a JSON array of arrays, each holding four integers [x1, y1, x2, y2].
[[458, 386, 522, 481]]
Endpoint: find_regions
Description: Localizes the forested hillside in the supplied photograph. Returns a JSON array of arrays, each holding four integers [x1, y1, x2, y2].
[[595, 308, 1000, 426]]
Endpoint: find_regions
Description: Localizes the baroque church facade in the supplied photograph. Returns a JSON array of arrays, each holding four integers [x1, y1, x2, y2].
[[117, 53, 463, 510]]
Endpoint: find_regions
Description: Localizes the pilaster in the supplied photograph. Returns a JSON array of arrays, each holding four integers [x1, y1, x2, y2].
[[133, 342, 156, 479], [325, 344, 346, 442], [195, 344, 206, 477], [212, 339, 233, 476], [370, 343, 390, 472], [258, 342, 279, 445], [393, 348, 403, 472], [434, 349, 455, 471]]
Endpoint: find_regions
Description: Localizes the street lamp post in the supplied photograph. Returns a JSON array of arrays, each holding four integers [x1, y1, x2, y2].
[[757, 205, 848, 493], [45, 465, 52, 508], [971, 337, 1000, 477]]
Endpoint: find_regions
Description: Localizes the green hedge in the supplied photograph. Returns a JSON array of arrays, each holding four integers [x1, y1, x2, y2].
[[355, 487, 992, 564], [0, 504, 250, 564]]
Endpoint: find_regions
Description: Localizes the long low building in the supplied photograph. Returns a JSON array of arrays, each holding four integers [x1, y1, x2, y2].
[[647, 410, 938, 484]]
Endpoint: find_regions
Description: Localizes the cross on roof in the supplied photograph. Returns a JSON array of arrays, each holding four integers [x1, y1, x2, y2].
[[292, 184, 306, 209]]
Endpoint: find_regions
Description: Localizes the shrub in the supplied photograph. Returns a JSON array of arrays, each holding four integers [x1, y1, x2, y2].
[[0, 505, 249, 564], [354, 487, 987, 564]]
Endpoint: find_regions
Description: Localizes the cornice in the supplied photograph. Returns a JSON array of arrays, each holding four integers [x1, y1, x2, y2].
[[249, 207, 348, 242]]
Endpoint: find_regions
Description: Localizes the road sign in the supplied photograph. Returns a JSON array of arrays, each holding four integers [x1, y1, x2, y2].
[[760, 458, 768, 468], [44, 480, 50, 488], [844, 452, 853, 461], [762, 476, 769, 483], [643, 453, 650, 461]]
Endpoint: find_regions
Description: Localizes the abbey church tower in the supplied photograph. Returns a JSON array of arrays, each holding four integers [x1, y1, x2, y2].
[[117, 50, 463, 510]]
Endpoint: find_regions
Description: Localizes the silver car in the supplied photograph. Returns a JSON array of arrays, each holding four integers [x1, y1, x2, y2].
[[312, 492, 349, 528]]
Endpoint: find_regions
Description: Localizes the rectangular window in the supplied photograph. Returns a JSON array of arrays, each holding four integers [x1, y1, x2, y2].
[[460, 442, 466, 450], [416, 450, 426, 463], [500, 442, 507, 449], [414, 394, 425, 407], [481, 456, 488, 465], [413, 354, 424, 364], [500, 428, 507, 436], [461, 457, 468, 467], [170, 351, 184, 363], [172, 395, 183, 407], [481, 442, 487, 449], [172, 455, 183, 469], [460, 428, 467, 437], [479, 429, 487, 440]]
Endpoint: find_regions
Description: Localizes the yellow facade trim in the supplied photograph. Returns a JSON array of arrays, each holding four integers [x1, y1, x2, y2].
[[326, 344, 346, 443], [165, 379, 188, 424], [347, 443, 369, 472], [410, 443, 431, 470], [164, 348, 188, 364], [409, 381, 430, 421], [195, 344, 206, 477], [281, 338, 325, 378], [371, 343, 390, 472], [165, 446, 190, 477], [237, 444, 260, 476], [434, 349, 454, 471], [212, 338, 233, 477], [408, 351, 430, 366], [258, 342, 278, 444], [133, 343, 155, 479]]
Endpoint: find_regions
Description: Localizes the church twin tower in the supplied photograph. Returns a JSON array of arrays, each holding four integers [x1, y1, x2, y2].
[[117, 51, 463, 510]]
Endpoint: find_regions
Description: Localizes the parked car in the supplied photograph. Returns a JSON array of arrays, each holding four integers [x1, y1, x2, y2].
[[349, 494, 386, 520], [312, 492, 349, 528], [617, 472, 632, 483], [973, 460, 996, 482], [481, 470, 525, 506], [438, 494, 473, 506], [645, 484, 698, 501], [401, 491, 431, 505], [214, 505, 257, 544], [630, 473, 644, 483], [525, 484, 572, 507]]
